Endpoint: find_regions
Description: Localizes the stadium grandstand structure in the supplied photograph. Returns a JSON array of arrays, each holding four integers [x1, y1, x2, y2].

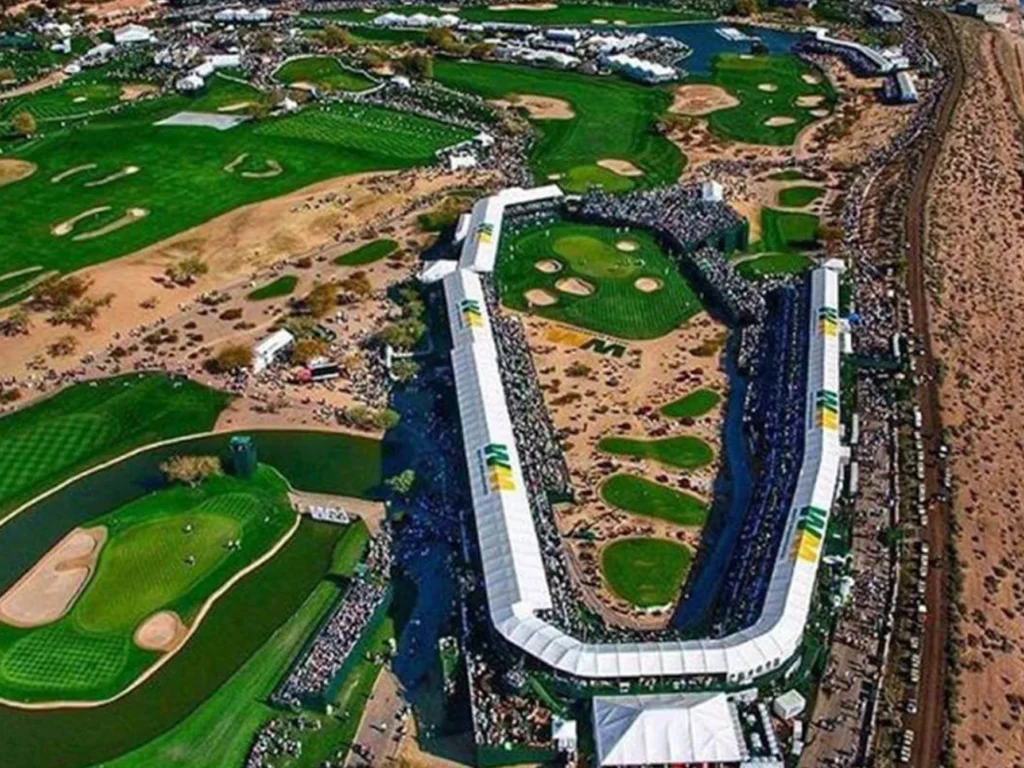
[[434, 187, 846, 683]]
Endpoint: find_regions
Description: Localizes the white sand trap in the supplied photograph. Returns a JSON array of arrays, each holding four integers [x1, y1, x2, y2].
[[634, 277, 663, 293], [598, 159, 643, 177], [438, 5, 460, 11], [51, 163, 97, 183], [72, 208, 149, 241], [217, 101, 254, 113], [616, 239, 639, 252], [757, 83, 778, 92], [0, 158, 36, 187], [155, 111, 249, 131], [671, 84, 739, 115], [796, 94, 826, 107], [84, 165, 140, 187], [592, 17, 609, 23], [764, 116, 796, 127], [135, 610, 187, 652], [490, 93, 574, 120], [0, 527, 106, 628], [535, 259, 563, 273], [72, 96, 87, 103], [525, 288, 558, 306], [224, 153, 248, 173], [810, 108, 830, 118], [120, 83, 158, 101], [802, 73, 822, 85], [52, 206, 112, 236], [488, 2, 558, 10], [613, 19, 627, 25], [547, 172, 563, 180], [241, 159, 283, 178], [555, 276, 594, 296]]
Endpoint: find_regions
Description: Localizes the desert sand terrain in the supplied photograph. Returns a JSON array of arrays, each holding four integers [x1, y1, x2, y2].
[[670, 84, 740, 115], [488, 94, 575, 119], [925, 20, 1024, 766]]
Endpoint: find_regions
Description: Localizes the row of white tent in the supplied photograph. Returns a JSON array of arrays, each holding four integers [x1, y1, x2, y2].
[[443, 187, 845, 682]]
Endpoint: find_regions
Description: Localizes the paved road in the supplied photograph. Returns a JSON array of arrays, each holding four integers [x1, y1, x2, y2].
[[902, 10, 964, 768]]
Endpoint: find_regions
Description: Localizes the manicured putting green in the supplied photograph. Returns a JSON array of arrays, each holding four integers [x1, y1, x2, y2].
[[768, 169, 807, 181], [601, 537, 691, 607], [601, 475, 708, 526], [737, 252, 813, 279], [275, 56, 374, 92], [0, 467, 296, 702], [777, 185, 825, 208], [334, 238, 398, 266], [246, 274, 298, 301], [598, 435, 714, 469], [560, 163, 636, 194], [497, 220, 702, 340], [433, 59, 682, 186], [757, 208, 820, 253], [0, 373, 230, 513], [660, 388, 721, 419]]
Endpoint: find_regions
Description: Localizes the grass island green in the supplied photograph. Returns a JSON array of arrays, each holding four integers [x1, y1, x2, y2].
[[0, 373, 230, 514], [0, 466, 296, 703], [333, 238, 398, 266], [777, 185, 825, 208], [600, 475, 708, 527], [601, 537, 692, 607], [597, 434, 714, 469], [496, 220, 702, 340], [247, 275, 298, 301], [659, 388, 721, 419]]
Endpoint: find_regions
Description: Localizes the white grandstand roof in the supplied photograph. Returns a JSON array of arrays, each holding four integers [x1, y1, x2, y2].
[[593, 693, 746, 766], [457, 185, 563, 273], [445, 189, 844, 682]]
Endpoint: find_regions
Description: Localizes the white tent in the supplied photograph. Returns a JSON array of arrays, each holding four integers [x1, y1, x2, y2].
[[593, 693, 747, 766]]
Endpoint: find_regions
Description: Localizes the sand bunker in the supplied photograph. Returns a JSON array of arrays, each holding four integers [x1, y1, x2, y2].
[[0, 527, 106, 628], [217, 101, 254, 113], [796, 94, 826, 107], [241, 159, 283, 179], [72, 208, 149, 241], [598, 159, 643, 177], [670, 84, 739, 115], [224, 153, 248, 173], [438, 5, 460, 11], [555, 276, 594, 296], [0, 158, 36, 187], [810, 108, 830, 118], [52, 206, 112, 236], [490, 94, 574, 120], [616, 239, 639, 252], [84, 165, 140, 187], [547, 172, 563, 180], [764, 116, 797, 127], [757, 83, 778, 92], [134, 610, 187, 652], [634, 277, 663, 293], [592, 17, 609, 23], [525, 288, 558, 306], [488, 2, 557, 10], [802, 73, 822, 85], [72, 96, 87, 103], [51, 163, 98, 183], [535, 259, 563, 273], [120, 83, 158, 101]]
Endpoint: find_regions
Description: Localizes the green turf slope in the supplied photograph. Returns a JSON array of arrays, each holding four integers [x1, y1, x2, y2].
[[433, 59, 682, 188], [0, 374, 230, 514], [0, 467, 296, 703]]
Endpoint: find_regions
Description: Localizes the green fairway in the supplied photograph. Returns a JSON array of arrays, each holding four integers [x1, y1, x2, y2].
[[496, 220, 702, 339], [0, 467, 296, 702], [737, 252, 813, 279], [601, 537, 691, 607], [99, 579, 341, 768], [777, 185, 825, 208], [659, 388, 721, 419], [0, 519, 345, 768], [757, 207, 820, 253], [768, 169, 808, 181], [247, 275, 298, 301], [433, 59, 682, 186], [334, 238, 398, 266], [275, 56, 374, 92], [328, 519, 369, 578], [697, 54, 835, 145], [597, 434, 714, 469], [306, 2, 707, 25], [0, 374, 229, 514], [0, 87, 471, 276], [601, 475, 708, 526]]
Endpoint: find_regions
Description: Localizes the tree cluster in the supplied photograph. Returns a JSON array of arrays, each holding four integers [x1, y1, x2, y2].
[[160, 455, 223, 486]]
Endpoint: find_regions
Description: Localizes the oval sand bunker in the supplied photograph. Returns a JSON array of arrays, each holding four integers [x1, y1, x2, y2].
[[135, 610, 187, 652], [535, 259, 563, 273], [616, 240, 639, 252], [634, 277, 663, 293], [555, 277, 595, 296], [525, 288, 558, 306]]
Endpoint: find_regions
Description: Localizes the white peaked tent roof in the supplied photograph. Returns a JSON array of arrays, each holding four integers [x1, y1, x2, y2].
[[444, 191, 843, 681], [593, 693, 746, 766], [458, 186, 563, 273]]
